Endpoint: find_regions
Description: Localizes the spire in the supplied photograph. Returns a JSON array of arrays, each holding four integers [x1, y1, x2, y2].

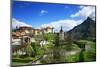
[[16, 25, 20, 29], [60, 26, 63, 33], [16, 26, 18, 29]]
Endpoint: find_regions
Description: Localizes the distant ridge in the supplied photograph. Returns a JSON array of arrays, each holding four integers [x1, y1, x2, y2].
[[65, 17, 96, 40]]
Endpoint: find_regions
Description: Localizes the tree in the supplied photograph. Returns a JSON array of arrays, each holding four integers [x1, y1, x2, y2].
[[25, 44, 33, 57], [67, 33, 73, 45], [31, 42, 37, 55], [53, 33, 62, 63], [43, 33, 55, 41]]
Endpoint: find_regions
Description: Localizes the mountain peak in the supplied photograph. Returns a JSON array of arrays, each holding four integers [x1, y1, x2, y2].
[[65, 17, 96, 40], [86, 17, 95, 22], [87, 17, 91, 20]]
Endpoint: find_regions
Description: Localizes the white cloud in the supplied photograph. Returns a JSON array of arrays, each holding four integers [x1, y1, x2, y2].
[[89, 9, 95, 21], [38, 19, 83, 32], [70, 6, 95, 20], [79, 6, 85, 9], [40, 10, 48, 16], [12, 18, 32, 29]]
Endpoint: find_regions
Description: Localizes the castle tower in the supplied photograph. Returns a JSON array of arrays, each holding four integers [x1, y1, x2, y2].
[[59, 26, 64, 41]]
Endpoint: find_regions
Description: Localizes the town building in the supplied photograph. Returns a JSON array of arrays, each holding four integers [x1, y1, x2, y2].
[[41, 26, 54, 34], [12, 26, 54, 55]]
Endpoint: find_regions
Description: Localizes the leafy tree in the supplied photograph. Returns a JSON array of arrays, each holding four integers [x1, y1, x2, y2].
[[43, 33, 55, 41], [25, 44, 33, 57], [66, 33, 73, 45], [31, 42, 37, 56], [31, 42, 45, 56]]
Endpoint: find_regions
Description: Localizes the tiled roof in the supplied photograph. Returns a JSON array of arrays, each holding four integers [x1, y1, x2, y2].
[[12, 32, 21, 37]]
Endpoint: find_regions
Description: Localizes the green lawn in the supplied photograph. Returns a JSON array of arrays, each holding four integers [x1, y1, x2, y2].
[[12, 55, 42, 66]]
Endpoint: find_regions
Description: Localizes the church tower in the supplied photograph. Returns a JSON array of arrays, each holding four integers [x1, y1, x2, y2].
[[59, 26, 64, 41], [16, 25, 19, 30]]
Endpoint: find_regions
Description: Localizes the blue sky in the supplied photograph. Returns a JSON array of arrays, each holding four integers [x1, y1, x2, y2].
[[12, 1, 95, 32]]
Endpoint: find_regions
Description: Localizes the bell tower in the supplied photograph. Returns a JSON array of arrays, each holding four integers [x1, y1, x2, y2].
[[16, 25, 19, 30], [60, 26, 63, 33], [59, 26, 64, 41]]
